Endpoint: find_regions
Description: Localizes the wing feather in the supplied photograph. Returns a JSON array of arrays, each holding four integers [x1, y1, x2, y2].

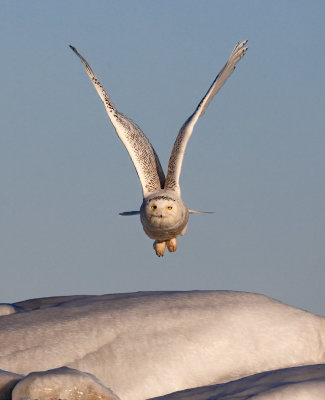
[[165, 40, 248, 193], [69, 45, 165, 197]]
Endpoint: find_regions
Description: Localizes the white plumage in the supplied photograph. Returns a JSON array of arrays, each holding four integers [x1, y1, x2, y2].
[[70, 41, 248, 256]]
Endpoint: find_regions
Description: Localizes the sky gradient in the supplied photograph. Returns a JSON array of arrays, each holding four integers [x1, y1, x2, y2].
[[1, 1, 324, 315]]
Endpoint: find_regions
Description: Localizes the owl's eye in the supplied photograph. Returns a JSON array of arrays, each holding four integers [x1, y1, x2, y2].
[[167, 206, 173, 210], [151, 205, 157, 210]]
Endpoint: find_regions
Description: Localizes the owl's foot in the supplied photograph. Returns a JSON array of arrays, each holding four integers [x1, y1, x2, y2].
[[153, 240, 166, 257], [166, 238, 177, 253]]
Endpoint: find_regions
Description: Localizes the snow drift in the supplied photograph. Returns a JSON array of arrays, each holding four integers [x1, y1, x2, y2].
[[0, 291, 324, 399]]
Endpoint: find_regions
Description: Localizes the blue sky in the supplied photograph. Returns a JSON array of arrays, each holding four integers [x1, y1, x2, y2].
[[1, 1, 324, 315]]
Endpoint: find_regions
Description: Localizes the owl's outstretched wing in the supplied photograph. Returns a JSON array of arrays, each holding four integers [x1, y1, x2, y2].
[[69, 46, 165, 198], [164, 40, 248, 194], [119, 211, 140, 216]]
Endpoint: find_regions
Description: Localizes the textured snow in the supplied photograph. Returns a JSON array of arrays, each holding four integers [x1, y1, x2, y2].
[[11, 367, 119, 400], [0, 291, 324, 399]]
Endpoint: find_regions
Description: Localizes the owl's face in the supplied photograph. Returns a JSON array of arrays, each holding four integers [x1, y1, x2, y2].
[[143, 195, 181, 229]]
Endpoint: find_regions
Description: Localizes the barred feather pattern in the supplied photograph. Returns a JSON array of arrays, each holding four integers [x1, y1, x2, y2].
[[69, 45, 165, 196], [165, 40, 248, 193]]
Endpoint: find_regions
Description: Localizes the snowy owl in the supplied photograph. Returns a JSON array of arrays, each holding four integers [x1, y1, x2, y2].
[[70, 41, 248, 256]]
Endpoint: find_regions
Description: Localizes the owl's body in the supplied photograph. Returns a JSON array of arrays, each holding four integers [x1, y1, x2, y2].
[[70, 41, 248, 256], [140, 191, 189, 255], [141, 192, 189, 240]]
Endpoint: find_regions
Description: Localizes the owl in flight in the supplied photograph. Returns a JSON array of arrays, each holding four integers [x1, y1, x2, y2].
[[70, 41, 248, 256]]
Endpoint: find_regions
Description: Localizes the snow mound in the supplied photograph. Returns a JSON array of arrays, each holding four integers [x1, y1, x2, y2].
[[0, 291, 324, 399], [149, 364, 325, 399], [11, 367, 119, 400]]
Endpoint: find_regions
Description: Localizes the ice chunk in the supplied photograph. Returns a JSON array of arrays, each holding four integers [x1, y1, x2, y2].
[[0, 304, 18, 316], [12, 367, 119, 400]]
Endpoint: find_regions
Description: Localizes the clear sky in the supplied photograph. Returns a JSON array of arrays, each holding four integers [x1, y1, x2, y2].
[[1, 0, 324, 316]]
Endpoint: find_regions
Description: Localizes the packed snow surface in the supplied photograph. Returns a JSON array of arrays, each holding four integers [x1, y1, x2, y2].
[[0, 291, 324, 399]]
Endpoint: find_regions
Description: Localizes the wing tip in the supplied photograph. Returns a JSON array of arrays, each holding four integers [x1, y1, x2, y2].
[[69, 44, 78, 54], [119, 211, 141, 216], [189, 210, 215, 215]]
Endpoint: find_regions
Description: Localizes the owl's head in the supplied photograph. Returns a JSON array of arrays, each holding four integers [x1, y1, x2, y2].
[[141, 194, 184, 229]]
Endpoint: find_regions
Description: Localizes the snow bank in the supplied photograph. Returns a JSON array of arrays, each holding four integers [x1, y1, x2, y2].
[[149, 364, 325, 399], [11, 367, 119, 400], [0, 291, 324, 399]]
